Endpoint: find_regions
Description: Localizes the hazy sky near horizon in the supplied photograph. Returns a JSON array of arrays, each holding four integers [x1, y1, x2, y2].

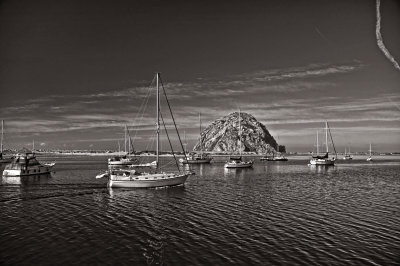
[[0, 0, 399, 152]]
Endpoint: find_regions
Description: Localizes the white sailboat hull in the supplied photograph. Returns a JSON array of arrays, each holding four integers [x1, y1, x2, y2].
[[108, 162, 132, 166], [180, 158, 212, 164], [109, 172, 189, 188], [108, 160, 138, 166], [261, 156, 288, 161], [309, 158, 335, 166], [224, 161, 253, 168]]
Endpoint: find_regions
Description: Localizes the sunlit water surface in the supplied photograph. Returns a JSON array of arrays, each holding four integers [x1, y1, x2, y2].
[[1, 155, 399, 265]]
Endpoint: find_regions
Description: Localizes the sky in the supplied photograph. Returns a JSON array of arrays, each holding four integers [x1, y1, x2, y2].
[[0, 0, 399, 153]]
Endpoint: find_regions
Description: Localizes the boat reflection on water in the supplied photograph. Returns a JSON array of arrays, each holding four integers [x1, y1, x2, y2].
[[185, 163, 204, 176], [308, 164, 336, 174], [1, 173, 52, 185], [106, 182, 187, 199], [105, 185, 187, 266], [224, 166, 253, 178]]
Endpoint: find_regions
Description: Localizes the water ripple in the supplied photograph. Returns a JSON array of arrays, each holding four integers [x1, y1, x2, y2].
[[1, 157, 399, 265]]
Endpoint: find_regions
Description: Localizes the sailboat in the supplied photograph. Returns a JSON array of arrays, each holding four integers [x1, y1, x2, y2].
[[0, 120, 13, 163], [273, 145, 288, 161], [180, 113, 212, 164], [108, 125, 139, 166], [106, 73, 193, 188], [342, 147, 353, 160], [261, 141, 288, 161], [366, 143, 373, 161], [309, 121, 337, 166], [224, 110, 253, 168]]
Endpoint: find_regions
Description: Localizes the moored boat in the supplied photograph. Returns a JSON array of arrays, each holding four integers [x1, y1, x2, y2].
[[108, 125, 139, 166], [310, 152, 335, 166], [180, 154, 212, 164], [342, 147, 353, 160], [108, 155, 139, 165], [273, 155, 288, 161], [2, 148, 55, 176], [108, 169, 190, 188], [224, 109, 253, 169], [260, 138, 288, 161], [180, 113, 212, 164], [343, 154, 353, 160], [366, 143, 373, 161], [309, 121, 337, 166], [225, 156, 253, 168], [104, 73, 193, 188], [260, 156, 274, 161], [261, 152, 288, 162]]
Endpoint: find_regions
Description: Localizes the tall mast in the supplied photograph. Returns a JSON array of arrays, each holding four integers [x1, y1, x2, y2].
[[183, 130, 187, 154], [199, 113, 202, 156], [128, 129, 131, 154], [1, 120, 3, 154], [239, 109, 241, 157], [325, 121, 329, 153], [156, 73, 160, 169], [124, 125, 127, 154], [33, 139, 35, 152], [316, 130, 319, 155], [369, 143, 372, 156]]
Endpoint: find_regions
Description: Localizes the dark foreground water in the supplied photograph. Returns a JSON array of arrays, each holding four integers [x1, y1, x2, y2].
[[1, 155, 399, 265]]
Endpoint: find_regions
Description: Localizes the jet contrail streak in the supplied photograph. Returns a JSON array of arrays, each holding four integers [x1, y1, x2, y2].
[[376, 0, 400, 71], [315, 27, 330, 43]]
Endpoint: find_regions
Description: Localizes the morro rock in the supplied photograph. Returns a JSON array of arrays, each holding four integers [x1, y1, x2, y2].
[[193, 112, 278, 154]]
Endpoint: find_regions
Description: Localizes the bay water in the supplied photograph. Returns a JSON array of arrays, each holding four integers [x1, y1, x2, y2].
[[1, 155, 399, 265]]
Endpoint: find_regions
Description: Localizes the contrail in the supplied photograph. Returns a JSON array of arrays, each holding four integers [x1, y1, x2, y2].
[[315, 27, 330, 43], [376, 0, 400, 71]]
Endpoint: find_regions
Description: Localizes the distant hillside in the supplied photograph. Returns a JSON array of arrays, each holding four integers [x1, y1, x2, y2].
[[193, 112, 280, 154]]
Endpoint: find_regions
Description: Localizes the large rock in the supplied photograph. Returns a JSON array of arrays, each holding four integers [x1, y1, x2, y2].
[[193, 112, 279, 154]]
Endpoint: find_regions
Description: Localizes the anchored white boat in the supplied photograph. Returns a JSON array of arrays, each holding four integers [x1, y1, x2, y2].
[[260, 142, 288, 161], [343, 147, 353, 160], [2, 148, 55, 176], [0, 120, 13, 163], [309, 121, 337, 166], [180, 113, 212, 164], [108, 169, 190, 188], [225, 156, 253, 168], [108, 155, 138, 166], [367, 143, 373, 161], [273, 154, 288, 161], [105, 73, 192, 188], [225, 109, 253, 169], [108, 125, 139, 166]]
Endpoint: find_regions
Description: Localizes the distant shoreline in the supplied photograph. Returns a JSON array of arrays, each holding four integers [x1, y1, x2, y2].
[[3, 150, 400, 157], [24, 151, 400, 161]]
